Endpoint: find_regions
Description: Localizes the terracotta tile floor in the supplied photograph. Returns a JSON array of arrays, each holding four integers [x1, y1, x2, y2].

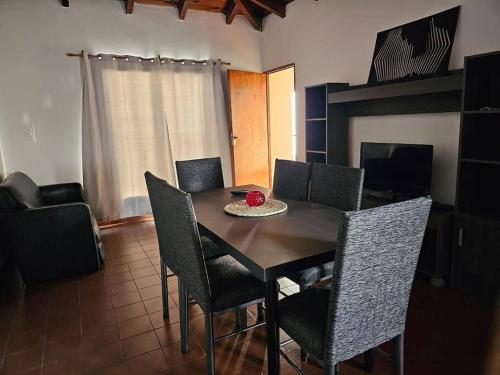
[[0, 220, 498, 374]]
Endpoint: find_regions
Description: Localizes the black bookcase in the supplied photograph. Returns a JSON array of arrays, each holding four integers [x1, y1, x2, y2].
[[305, 83, 348, 164], [453, 51, 500, 304]]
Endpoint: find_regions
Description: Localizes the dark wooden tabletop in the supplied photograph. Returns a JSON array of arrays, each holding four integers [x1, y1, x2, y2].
[[191, 185, 342, 281]]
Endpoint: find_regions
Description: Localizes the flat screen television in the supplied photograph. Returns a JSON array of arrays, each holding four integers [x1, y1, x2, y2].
[[360, 142, 433, 197]]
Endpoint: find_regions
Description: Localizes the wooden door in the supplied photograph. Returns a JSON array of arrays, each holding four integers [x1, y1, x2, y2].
[[227, 70, 269, 187]]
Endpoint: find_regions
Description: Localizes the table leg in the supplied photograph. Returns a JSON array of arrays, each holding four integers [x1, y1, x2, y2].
[[265, 279, 280, 375]]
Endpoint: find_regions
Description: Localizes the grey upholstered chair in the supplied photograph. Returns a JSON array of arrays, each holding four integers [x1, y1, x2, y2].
[[145, 172, 265, 375], [273, 159, 312, 201], [288, 164, 365, 289], [278, 197, 432, 375], [176, 157, 224, 193], [175, 157, 226, 260]]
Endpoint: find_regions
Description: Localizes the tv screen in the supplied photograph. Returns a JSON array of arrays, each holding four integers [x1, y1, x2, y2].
[[360, 142, 433, 197]]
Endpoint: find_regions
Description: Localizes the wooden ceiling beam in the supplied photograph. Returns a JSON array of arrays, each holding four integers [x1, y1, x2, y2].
[[234, 0, 262, 31], [61, 0, 70, 7], [249, 0, 285, 18], [178, 0, 192, 20], [125, 0, 135, 14], [224, 0, 238, 25]]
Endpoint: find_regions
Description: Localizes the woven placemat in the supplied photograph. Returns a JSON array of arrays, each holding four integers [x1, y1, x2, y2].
[[224, 199, 288, 217]]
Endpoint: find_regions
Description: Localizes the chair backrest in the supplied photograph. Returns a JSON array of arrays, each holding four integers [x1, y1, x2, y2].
[[175, 157, 224, 193], [309, 164, 364, 211], [0, 172, 43, 213], [273, 159, 311, 201], [325, 197, 432, 366], [145, 171, 211, 311]]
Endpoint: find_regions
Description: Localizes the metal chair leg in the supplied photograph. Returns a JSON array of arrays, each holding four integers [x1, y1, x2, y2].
[[364, 349, 374, 373], [325, 362, 338, 375], [179, 279, 189, 353], [160, 257, 169, 319], [235, 307, 247, 330], [395, 334, 404, 375], [205, 312, 216, 375]]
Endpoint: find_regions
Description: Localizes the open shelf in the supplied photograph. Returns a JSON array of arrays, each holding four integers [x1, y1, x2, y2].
[[457, 161, 500, 221], [461, 113, 500, 162], [328, 71, 462, 104], [306, 85, 327, 119], [305, 120, 326, 152], [464, 53, 500, 111]]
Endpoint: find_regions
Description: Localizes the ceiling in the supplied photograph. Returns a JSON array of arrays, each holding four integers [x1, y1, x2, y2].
[[59, 1, 299, 31]]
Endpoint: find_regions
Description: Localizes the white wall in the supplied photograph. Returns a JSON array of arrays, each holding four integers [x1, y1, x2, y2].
[[0, 0, 262, 185], [261, 0, 500, 204]]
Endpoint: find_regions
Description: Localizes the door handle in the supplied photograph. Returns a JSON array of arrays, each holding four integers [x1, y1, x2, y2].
[[458, 228, 463, 246]]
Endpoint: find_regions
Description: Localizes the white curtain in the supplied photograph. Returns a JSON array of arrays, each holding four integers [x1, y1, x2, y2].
[[82, 53, 231, 220]]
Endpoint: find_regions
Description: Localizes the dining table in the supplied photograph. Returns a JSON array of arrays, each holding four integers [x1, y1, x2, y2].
[[191, 184, 342, 375]]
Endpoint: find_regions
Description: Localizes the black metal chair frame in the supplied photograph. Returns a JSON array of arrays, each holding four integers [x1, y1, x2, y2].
[[178, 277, 266, 373], [278, 337, 404, 375]]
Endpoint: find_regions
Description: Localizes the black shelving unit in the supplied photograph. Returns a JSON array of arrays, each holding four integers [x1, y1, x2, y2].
[[305, 83, 348, 164], [453, 51, 500, 304]]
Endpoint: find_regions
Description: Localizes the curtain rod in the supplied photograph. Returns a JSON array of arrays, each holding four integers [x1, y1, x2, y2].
[[66, 52, 230, 66]]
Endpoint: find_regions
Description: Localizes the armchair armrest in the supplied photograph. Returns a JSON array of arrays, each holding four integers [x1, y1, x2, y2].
[[39, 183, 85, 205], [7, 202, 102, 284]]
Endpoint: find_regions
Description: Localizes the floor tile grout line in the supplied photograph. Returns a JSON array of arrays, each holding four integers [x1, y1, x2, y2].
[[95, 262, 125, 372], [39, 284, 53, 373]]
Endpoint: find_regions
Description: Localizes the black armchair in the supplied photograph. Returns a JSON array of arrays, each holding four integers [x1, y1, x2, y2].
[[0, 172, 104, 284]]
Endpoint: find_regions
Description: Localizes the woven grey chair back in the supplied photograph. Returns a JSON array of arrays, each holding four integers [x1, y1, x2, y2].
[[273, 159, 311, 201], [309, 164, 364, 211], [145, 172, 211, 311], [325, 197, 432, 366], [176, 157, 224, 193]]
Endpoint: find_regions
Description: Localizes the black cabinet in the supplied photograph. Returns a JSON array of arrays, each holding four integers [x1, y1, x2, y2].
[[305, 83, 348, 165], [453, 215, 500, 303], [452, 51, 500, 304], [363, 197, 454, 286]]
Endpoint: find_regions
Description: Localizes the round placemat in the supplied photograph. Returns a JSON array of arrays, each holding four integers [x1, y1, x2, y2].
[[224, 199, 288, 217]]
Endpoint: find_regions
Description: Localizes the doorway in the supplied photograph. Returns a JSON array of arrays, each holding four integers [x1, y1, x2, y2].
[[227, 65, 295, 188], [267, 65, 296, 183]]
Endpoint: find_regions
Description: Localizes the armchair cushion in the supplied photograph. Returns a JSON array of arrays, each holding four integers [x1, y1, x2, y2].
[[40, 183, 85, 205]]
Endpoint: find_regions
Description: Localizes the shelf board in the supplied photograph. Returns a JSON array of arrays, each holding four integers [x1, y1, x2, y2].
[[306, 150, 327, 154], [461, 158, 500, 166], [306, 118, 327, 121], [328, 71, 463, 104], [463, 110, 500, 114]]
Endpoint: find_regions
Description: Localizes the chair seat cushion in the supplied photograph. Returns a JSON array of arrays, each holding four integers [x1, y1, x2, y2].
[[288, 261, 334, 287], [206, 255, 265, 312], [201, 236, 226, 260], [278, 288, 330, 359]]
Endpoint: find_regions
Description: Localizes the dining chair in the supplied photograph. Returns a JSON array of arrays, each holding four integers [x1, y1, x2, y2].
[[277, 197, 432, 375], [175, 157, 226, 260], [288, 164, 365, 290], [145, 172, 266, 375], [175, 157, 258, 325], [176, 157, 224, 193], [273, 159, 312, 201]]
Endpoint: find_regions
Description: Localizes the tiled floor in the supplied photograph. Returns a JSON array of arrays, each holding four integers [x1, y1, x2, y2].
[[0, 220, 498, 374]]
